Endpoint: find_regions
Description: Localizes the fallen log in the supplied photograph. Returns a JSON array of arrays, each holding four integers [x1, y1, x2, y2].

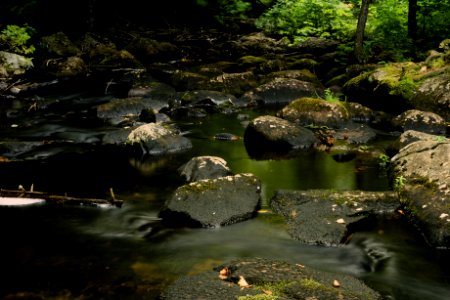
[[0, 187, 123, 208]]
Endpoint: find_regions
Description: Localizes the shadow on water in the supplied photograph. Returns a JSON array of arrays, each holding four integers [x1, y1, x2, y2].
[[0, 110, 449, 299]]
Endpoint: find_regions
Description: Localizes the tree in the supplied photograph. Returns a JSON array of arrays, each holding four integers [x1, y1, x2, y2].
[[408, 0, 418, 41], [354, 0, 371, 63]]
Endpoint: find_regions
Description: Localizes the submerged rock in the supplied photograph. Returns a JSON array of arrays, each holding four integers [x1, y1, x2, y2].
[[271, 189, 399, 246], [159, 173, 261, 227], [178, 156, 232, 182], [160, 258, 381, 300]]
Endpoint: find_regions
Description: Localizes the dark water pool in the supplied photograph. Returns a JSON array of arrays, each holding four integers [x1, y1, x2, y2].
[[0, 109, 449, 299]]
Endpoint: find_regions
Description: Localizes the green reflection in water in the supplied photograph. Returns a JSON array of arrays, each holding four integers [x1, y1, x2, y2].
[[181, 112, 388, 206]]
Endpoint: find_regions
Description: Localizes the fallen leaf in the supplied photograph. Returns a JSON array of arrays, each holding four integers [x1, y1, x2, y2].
[[238, 276, 251, 288], [219, 267, 230, 280], [332, 279, 341, 287], [336, 218, 345, 224]]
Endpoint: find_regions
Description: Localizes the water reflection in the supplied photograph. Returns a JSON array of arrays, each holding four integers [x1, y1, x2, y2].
[[0, 111, 449, 299]]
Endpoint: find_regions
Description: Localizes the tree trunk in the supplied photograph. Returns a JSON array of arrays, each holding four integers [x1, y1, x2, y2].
[[354, 0, 371, 64], [408, 0, 418, 41]]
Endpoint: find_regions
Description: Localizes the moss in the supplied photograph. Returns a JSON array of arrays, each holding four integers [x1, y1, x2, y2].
[[299, 278, 326, 290], [239, 55, 267, 66], [388, 77, 417, 100], [238, 294, 278, 300], [257, 281, 294, 296], [178, 180, 219, 194], [343, 71, 371, 90]]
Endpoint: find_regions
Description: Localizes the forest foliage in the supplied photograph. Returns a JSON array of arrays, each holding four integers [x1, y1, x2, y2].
[[0, 0, 449, 61]]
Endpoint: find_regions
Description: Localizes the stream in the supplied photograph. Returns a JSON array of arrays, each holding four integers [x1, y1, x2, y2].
[[0, 89, 450, 299]]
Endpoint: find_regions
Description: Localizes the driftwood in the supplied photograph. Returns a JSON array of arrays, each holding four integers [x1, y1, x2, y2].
[[0, 187, 123, 208]]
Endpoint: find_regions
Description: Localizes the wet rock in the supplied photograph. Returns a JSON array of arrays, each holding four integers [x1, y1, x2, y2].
[[178, 90, 237, 107], [332, 122, 377, 144], [128, 81, 176, 100], [96, 97, 169, 125], [178, 156, 232, 182], [264, 69, 322, 85], [271, 189, 399, 246], [244, 115, 319, 158], [278, 97, 350, 128], [160, 258, 381, 300], [0, 141, 45, 159], [203, 71, 259, 97], [159, 173, 261, 227], [392, 109, 447, 135], [171, 70, 208, 90], [390, 131, 450, 248], [241, 78, 324, 107], [126, 123, 192, 155]]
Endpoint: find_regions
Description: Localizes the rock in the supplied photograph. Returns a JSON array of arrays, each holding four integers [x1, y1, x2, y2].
[[265, 69, 322, 85], [332, 122, 377, 144], [0, 51, 33, 77], [160, 258, 381, 300], [178, 156, 232, 182], [178, 90, 237, 107], [125, 37, 178, 63], [240, 78, 324, 106], [390, 131, 450, 248], [126, 123, 192, 155], [203, 71, 259, 97], [40, 32, 80, 57], [244, 115, 319, 158], [270, 189, 399, 246], [96, 97, 169, 125], [410, 73, 450, 121], [278, 97, 350, 128], [342, 63, 417, 113], [397, 129, 441, 148], [39, 56, 87, 78], [392, 109, 447, 135], [159, 173, 261, 227]]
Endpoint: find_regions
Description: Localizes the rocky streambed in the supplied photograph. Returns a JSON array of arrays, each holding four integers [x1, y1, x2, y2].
[[0, 27, 449, 299]]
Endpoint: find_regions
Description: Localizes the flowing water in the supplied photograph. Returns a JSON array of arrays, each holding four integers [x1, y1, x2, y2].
[[0, 95, 449, 299]]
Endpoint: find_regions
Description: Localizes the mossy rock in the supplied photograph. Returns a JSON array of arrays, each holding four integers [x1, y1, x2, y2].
[[278, 97, 350, 128], [342, 63, 418, 113]]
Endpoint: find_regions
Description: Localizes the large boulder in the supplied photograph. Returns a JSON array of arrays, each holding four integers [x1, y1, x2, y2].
[[160, 258, 381, 300], [271, 189, 399, 246], [410, 73, 450, 121], [390, 131, 450, 248], [392, 109, 447, 135], [244, 115, 319, 158], [159, 173, 261, 227], [342, 63, 417, 113]]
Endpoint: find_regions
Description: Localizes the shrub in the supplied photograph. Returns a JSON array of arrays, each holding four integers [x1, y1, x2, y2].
[[0, 24, 36, 55]]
